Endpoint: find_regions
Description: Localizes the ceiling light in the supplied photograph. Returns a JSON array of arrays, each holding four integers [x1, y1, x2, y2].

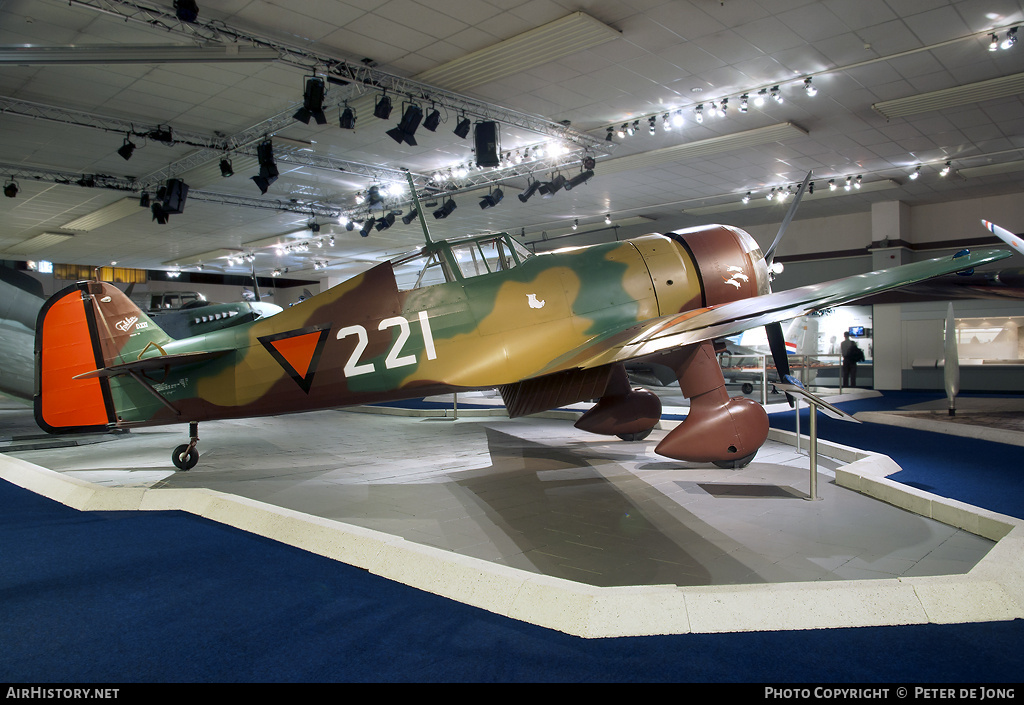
[[293, 76, 327, 125], [844, 176, 852, 190], [1002, 27, 1017, 50], [401, 209, 419, 225], [518, 180, 541, 202], [375, 212, 396, 231], [855, 175, 862, 188], [360, 217, 375, 236], [250, 140, 278, 194], [910, 165, 921, 180], [540, 174, 566, 197], [606, 126, 615, 141], [755, 88, 767, 106], [662, 113, 671, 131], [990, 34, 1000, 51], [673, 110, 685, 127], [339, 104, 356, 130], [771, 86, 783, 103], [386, 103, 423, 146], [767, 188, 775, 200], [694, 104, 704, 123], [173, 0, 198, 22], [803, 77, 817, 96], [604, 213, 612, 225], [432, 198, 457, 219], [373, 93, 393, 120], [829, 179, 837, 191], [572, 219, 578, 230], [422, 108, 441, 131], [563, 169, 594, 190], [219, 158, 233, 177], [366, 185, 384, 209], [4, 179, 19, 198], [117, 135, 136, 160], [742, 192, 750, 204], [648, 116, 656, 134], [739, 94, 749, 112], [940, 161, 951, 176], [453, 116, 471, 139], [479, 188, 504, 209], [719, 98, 728, 116]]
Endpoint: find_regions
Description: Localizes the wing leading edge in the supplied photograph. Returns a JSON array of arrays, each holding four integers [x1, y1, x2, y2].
[[537, 247, 1010, 375]]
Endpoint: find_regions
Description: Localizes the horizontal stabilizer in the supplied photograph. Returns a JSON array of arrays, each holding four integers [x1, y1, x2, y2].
[[73, 349, 232, 380]]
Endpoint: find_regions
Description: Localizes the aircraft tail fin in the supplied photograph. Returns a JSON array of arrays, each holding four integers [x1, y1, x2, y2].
[[35, 281, 172, 433]]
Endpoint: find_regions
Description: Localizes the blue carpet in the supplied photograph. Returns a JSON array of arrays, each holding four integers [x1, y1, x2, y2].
[[2, 391, 1024, 682], [768, 392, 1024, 521]]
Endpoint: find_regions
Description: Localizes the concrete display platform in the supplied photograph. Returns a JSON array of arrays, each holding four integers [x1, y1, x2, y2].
[[1, 391, 1022, 638]]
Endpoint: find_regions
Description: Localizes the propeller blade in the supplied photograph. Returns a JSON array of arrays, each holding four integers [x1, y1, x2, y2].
[[766, 320, 799, 405], [764, 170, 812, 264]]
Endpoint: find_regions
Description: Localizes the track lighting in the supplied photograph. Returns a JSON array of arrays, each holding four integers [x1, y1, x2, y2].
[[617, 123, 628, 139], [606, 127, 615, 141], [855, 175, 862, 189], [755, 88, 767, 107], [604, 214, 612, 225], [563, 169, 594, 190], [844, 176, 852, 190], [829, 179, 837, 191], [1002, 27, 1017, 50], [432, 198, 457, 219], [910, 165, 921, 180], [373, 93, 393, 120], [386, 103, 423, 146], [662, 114, 671, 131], [219, 158, 233, 177], [803, 77, 817, 96], [339, 104, 356, 130], [401, 209, 419, 225], [117, 135, 136, 160], [767, 188, 775, 201], [360, 217, 375, 237], [648, 116, 657, 134], [990, 33, 1000, 51], [293, 76, 327, 125], [453, 116, 471, 139], [941, 161, 951, 176], [572, 219, 578, 230], [4, 179, 18, 198], [518, 180, 542, 203], [742, 192, 750, 204], [771, 85, 783, 103], [694, 104, 704, 123]]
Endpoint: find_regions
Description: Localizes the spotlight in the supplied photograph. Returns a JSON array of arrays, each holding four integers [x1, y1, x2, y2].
[[432, 198, 457, 219], [251, 140, 278, 194], [339, 104, 356, 130], [563, 169, 594, 190], [844, 176, 852, 190], [453, 116, 471, 139], [375, 212, 396, 231], [173, 0, 198, 22], [742, 192, 750, 204], [755, 88, 767, 106], [518, 180, 541, 203], [360, 218, 375, 237], [402, 209, 419, 225], [855, 175, 862, 188], [617, 123, 628, 139], [422, 108, 441, 132], [219, 158, 233, 177], [151, 203, 169, 224], [572, 219, 578, 230], [1002, 27, 1017, 50], [694, 104, 704, 123], [740, 94, 749, 112], [4, 179, 18, 198], [117, 136, 136, 160], [940, 161, 951, 176], [910, 165, 921, 180], [373, 93, 393, 119], [539, 174, 566, 197], [648, 116, 656, 135], [139, 192, 150, 207], [479, 188, 504, 209], [604, 214, 612, 225], [803, 77, 817, 96], [293, 76, 327, 125], [386, 104, 423, 146], [771, 85, 783, 103], [828, 179, 837, 191]]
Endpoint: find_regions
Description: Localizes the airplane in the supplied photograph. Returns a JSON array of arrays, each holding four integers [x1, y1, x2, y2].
[[33, 181, 1011, 471]]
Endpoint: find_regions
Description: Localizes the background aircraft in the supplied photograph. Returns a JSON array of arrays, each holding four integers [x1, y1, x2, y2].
[[32, 210, 1008, 470]]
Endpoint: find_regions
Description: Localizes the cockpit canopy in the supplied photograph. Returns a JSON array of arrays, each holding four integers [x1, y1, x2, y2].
[[392, 232, 534, 290]]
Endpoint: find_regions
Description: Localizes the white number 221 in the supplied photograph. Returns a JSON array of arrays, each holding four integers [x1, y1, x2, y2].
[[336, 311, 436, 378]]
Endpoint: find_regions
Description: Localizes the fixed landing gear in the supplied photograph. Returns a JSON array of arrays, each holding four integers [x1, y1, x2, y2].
[[713, 451, 757, 469], [171, 421, 200, 471]]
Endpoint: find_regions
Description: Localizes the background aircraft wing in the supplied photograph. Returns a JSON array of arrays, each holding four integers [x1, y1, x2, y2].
[[537, 247, 1009, 374]]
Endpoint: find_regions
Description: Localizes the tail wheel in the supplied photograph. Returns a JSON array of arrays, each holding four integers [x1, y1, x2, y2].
[[172, 444, 198, 471], [617, 429, 653, 442]]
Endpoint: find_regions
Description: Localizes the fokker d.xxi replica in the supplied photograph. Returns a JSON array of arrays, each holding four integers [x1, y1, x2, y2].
[[33, 178, 1011, 470]]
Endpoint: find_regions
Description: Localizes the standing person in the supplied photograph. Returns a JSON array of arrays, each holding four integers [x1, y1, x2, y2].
[[840, 331, 862, 388]]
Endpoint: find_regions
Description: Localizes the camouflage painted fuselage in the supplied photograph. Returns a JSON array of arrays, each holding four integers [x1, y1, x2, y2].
[[35, 228, 766, 432]]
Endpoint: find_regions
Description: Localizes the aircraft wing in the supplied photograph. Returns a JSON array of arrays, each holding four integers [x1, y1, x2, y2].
[[538, 248, 1010, 374]]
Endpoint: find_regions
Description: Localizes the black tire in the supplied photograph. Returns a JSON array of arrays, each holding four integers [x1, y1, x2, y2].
[[741, 382, 754, 395], [172, 444, 199, 470], [617, 428, 653, 442], [713, 452, 756, 469]]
